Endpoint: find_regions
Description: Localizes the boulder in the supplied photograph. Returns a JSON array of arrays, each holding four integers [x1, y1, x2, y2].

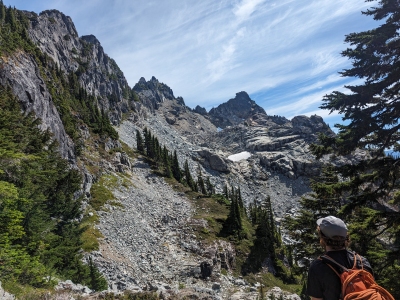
[[195, 149, 230, 172]]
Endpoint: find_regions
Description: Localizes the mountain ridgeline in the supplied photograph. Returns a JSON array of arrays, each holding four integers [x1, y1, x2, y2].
[[1, 2, 398, 299]]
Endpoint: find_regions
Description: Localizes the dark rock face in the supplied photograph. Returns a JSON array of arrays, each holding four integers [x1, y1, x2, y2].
[[133, 76, 176, 112], [200, 261, 213, 279], [26, 9, 130, 125], [194, 105, 207, 115], [208, 91, 266, 128]]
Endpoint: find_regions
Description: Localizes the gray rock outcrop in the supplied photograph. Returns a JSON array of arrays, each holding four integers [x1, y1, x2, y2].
[[195, 149, 230, 172], [194, 105, 207, 115], [0, 282, 15, 300]]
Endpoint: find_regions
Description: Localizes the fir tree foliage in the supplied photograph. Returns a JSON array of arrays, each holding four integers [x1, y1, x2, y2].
[[246, 196, 292, 281], [222, 185, 246, 239], [205, 176, 215, 195], [283, 166, 343, 275], [88, 256, 108, 291], [184, 159, 196, 190], [289, 0, 400, 295], [136, 129, 144, 153], [0, 87, 106, 289], [171, 150, 182, 182], [197, 167, 207, 195]]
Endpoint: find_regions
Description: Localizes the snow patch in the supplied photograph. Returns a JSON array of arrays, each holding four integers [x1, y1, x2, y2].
[[228, 151, 251, 162], [217, 127, 223, 132]]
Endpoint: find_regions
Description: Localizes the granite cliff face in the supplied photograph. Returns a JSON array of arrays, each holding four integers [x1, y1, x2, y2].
[[0, 49, 76, 161], [26, 9, 131, 125]]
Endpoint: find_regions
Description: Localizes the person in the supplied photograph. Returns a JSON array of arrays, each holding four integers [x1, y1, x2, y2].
[[307, 216, 373, 300]]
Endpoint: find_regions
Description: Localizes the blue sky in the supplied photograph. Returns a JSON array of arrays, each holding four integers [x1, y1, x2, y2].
[[5, 0, 379, 128]]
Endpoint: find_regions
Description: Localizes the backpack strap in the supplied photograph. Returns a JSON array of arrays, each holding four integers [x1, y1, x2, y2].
[[320, 253, 350, 273], [319, 258, 342, 277], [353, 253, 364, 271]]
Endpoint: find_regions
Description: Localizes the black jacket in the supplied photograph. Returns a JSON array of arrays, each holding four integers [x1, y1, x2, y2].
[[307, 249, 373, 300]]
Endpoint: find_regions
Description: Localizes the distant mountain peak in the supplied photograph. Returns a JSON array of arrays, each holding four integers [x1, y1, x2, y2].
[[133, 77, 174, 98], [207, 91, 266, 128]]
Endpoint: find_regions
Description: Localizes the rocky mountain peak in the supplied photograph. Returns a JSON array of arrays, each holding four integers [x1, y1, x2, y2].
[[194, 105, 207, 115], [27, 9, 81, 73], [81, 34, 101, 46], [134, 76, 174, 96], [39, 10, 78, 36], [28, 8, 131, 124], [207, 91, 267, 128], [133, 76, 178, 112]]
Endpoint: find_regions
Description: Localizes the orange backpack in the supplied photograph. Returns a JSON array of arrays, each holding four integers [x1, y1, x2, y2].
[[320, 253, 394, 300]]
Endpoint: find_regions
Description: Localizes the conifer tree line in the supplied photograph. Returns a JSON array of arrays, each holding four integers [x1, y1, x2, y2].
[[135, 128, 215, 195], [284, 0, 400, 296], [0, 87, 107, 290]]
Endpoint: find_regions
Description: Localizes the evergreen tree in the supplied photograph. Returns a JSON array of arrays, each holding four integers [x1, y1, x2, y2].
[[205, 176, 214, 195], [245, 197, 287, 278], [306, 0, 400, 294], [136, 129, 144, 153], [249, 199, 259, 225], [223, 184, 229, 199], [237, 186, 246, 215], [223, 189, 243, 239], [5, 6, 16, 31], [283, 167, 342, 275], [0, 1, 5, 23], [88, 257, 108, 292], [153, 136, 159, 160], [197, 167, 207, 195], [184, 160, 195, 190], [144, 129, 154, 158], [171, 150, 182, 182], [162, 146, 172, 178]]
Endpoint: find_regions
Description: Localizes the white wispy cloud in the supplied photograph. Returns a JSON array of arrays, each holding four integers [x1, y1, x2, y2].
[[5, 0, 379, 128], [266, 79, 360, 118], [233, 0, 265, 24]]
